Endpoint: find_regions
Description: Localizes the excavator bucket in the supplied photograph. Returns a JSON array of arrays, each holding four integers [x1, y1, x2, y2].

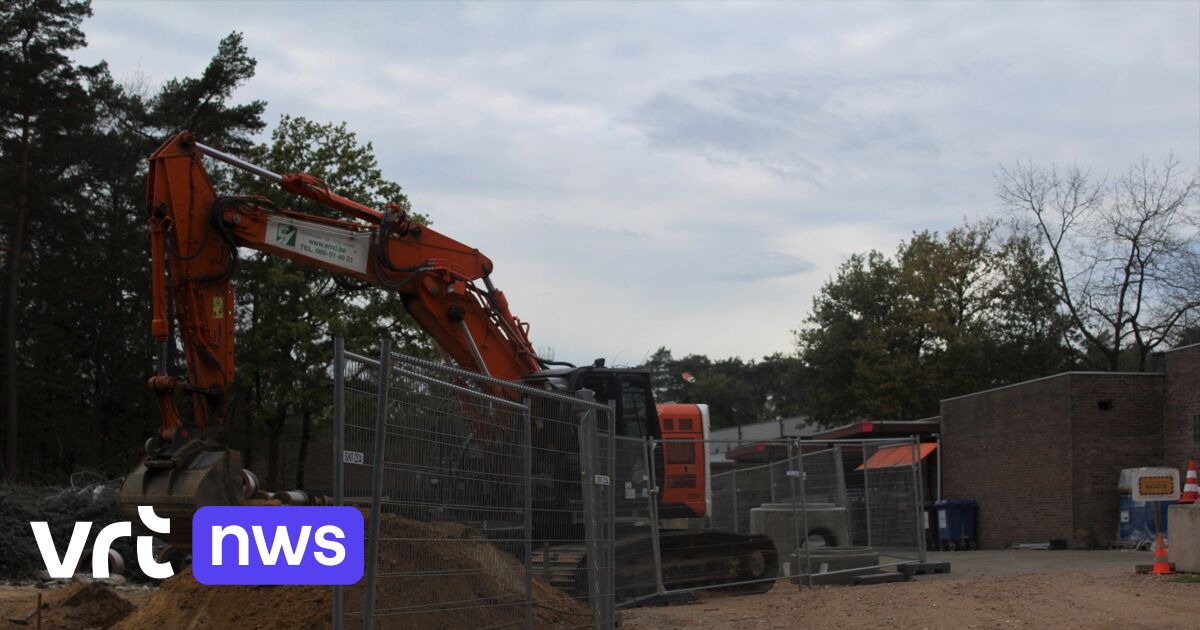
[[118, 443, 245, 549]]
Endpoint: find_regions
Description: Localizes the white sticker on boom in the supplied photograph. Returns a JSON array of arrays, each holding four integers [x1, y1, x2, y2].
[[267, 216, 370, 274]]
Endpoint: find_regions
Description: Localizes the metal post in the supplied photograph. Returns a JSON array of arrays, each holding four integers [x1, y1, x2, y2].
[[362, 339, 390, 630], [797, 441, 812, 587], [332, 338, 346, 630], [577, 407, 603, 630], [643, 438, 665, 595], [786, 440, 804, 584], [833, 445, 847, 509], [521, 400, 533, 630], [911, 436, 928, 563], [731, 468, 739, 534], [769, 460, 777, 504], [606, 401, 617, 626], [862, 440, 872, 548], [935, 432, 942, 502]]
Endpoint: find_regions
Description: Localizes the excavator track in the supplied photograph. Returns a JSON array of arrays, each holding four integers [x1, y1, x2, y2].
[[654, 529, 779, 595], [532, 530, 779, 603]]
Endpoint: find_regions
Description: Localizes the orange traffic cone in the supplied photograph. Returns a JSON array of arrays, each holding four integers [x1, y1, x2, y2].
[[1182, 460, 1199, 504], [1152, 533, 1173, 574]]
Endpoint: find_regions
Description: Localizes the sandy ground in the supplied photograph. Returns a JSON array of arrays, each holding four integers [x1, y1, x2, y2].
[[2, 551, 1195, 629], [0, 582, 154, 629], [622, 551, 1200, 630]]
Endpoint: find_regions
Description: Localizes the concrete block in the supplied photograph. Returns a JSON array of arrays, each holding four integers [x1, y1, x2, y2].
[[788, 547, 881, 584], [1167, 503, 1200, 572], [749, 502, 850, 561]]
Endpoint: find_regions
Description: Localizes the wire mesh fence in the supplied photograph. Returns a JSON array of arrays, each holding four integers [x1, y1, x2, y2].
[[331, 340, 931, 621], [860, 441, 926, 565], [332, 340, 616, 630], [618, 437, 928, 603]]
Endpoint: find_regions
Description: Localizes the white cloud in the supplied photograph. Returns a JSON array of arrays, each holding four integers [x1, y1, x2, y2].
[[73, 0, 1200, 362]]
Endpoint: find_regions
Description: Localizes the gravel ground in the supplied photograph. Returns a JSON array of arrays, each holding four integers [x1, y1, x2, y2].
[[623, 551, 1200, 629]]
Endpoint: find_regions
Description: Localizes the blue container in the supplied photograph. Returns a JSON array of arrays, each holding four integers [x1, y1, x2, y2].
[[934, 498, 978, 550], [1118, 495, 1174, 545]]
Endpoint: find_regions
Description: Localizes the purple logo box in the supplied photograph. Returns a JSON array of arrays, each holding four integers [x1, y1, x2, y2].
[[192, 506, 363, 585]]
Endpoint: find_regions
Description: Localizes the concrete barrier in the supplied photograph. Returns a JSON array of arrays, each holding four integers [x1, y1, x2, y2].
[[748, 502, 851, 560], [790, 547, 882, 584], [1167, 503, 1200, 573]]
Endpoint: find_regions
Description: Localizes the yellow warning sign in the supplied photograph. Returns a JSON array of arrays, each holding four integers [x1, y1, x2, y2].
[[1139, 476, 1175, 496], [1131, 468, 1181, 502]]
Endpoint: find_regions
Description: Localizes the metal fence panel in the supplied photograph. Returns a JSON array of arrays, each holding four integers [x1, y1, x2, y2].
[[332, 343, 930, 621], [641, 437, 928, 598], [861, 440, 925, 565], [332, 342, 615, 630]]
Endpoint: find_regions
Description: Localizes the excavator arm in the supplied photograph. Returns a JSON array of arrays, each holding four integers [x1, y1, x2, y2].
[[121, 131, 544, 542]]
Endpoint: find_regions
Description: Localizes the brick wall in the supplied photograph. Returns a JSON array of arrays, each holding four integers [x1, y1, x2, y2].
[[941, 375, 1075, 549], [1164, 344, 1200, 473], [1067, 374, 1164, 547]]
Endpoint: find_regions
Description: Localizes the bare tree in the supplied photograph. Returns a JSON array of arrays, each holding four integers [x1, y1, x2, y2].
[[996, 156, 1200, 371]]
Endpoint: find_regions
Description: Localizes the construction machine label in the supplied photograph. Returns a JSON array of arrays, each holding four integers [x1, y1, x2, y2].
[[267, 216, 370, 275]]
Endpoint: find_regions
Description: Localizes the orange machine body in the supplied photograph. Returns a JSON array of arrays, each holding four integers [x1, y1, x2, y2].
[[145, 132, 541, 443], [656, 403, 711, 518]]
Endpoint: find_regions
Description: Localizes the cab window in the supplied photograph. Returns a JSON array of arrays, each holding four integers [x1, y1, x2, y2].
[[620, 379, 649, 439]]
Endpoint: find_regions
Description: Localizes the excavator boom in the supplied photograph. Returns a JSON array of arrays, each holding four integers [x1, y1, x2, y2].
[[121, 132, 542, 542]]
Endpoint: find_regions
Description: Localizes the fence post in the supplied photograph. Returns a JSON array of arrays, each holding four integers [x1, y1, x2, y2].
[[576, 403, 603, 630], [332, 338, 346, 630], [862, 440, 872, 548], [606, 401, 617, 626], [911, 436, 928, 563], [362, 339, 390, 630], [769, 461, 777, 504], [731, 468, 739, 534], [833, 445, 847, 510], [786, 440, 803, 584], [521, 399, 534, 630], [935, 432, 942, 502], [643, 438, 665, 595], [796, 441, 812, 587]]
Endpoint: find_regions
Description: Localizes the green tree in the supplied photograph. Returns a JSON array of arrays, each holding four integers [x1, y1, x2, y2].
[[795, 221, 1073, 425], [0, 0, 97, 480], [136, 33, 266, 153], [1, 26, 267, 481], [232, 116, 431, 488], [642, 347, 804, 430]]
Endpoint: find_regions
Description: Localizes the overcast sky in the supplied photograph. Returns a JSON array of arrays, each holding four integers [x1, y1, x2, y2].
[[75, 1, 1200, 365]]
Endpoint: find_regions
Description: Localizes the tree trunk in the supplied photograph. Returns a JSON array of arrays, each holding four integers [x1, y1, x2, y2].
[[3, 116, 31, 481], [295, 407, 312, 488], [265, 404, 286, 489]]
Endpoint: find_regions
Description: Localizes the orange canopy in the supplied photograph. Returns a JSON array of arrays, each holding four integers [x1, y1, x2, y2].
[[855, 443, 937, 470]]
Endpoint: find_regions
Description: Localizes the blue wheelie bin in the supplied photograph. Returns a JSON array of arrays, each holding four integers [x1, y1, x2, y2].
[[934, 499, 978, 550]]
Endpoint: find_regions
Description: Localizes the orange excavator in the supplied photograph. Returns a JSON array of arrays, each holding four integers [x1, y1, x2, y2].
[[117, 132, 777, 596]]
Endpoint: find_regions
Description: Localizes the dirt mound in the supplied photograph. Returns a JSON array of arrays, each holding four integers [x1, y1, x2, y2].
[[112, 566, 329, 630], [2, 581, 134, 629], [117, 513, 591, 629]]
